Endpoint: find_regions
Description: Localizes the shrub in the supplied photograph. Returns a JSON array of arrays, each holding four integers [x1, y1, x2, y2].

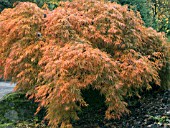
[[0, 0, 168, 127]]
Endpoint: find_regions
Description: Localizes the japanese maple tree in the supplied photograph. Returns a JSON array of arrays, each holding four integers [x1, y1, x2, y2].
[[0, 0, 168, 127]]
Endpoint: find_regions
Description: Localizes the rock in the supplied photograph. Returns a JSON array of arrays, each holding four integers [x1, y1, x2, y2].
[[165, 111, 170, 116], [4, 110, 18, 121], [147, 124, 159, 128], [0, 92, 45, 124]]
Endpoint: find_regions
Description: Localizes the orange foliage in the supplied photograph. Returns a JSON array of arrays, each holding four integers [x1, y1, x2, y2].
[[0, 0, 168, 127]]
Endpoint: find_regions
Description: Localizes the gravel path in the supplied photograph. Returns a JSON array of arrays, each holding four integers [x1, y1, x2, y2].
[[0, 82, 15, 100]]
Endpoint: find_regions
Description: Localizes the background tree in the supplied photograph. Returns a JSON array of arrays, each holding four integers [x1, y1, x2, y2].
[[0, 0, 11, 12], [149, 0, 170, 35], [110, 0, 170, 35], [110, 0, 153, 27], [0, 0, 60, 11]]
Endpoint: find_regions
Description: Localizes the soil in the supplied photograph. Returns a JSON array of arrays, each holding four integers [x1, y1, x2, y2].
[[73, 89, 170, 128]]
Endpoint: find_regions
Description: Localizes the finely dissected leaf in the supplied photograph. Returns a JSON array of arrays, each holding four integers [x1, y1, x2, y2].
[[0, 0, 168, 127]]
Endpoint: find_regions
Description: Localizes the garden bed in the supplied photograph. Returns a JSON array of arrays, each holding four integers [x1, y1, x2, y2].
[[0, 89, 169, 128]]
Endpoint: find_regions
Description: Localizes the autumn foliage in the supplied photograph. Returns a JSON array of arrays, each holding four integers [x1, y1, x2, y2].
[[0, 0, 168, 127]]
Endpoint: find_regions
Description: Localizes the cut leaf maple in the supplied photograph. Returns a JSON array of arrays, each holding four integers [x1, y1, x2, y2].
[[0, 0, 169, 127]]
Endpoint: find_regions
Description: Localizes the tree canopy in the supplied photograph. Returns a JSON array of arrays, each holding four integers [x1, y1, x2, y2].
[[1, 0, 169, 34]]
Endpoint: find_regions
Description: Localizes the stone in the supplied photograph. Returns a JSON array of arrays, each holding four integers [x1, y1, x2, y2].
[[4, 110, 18, 121]]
